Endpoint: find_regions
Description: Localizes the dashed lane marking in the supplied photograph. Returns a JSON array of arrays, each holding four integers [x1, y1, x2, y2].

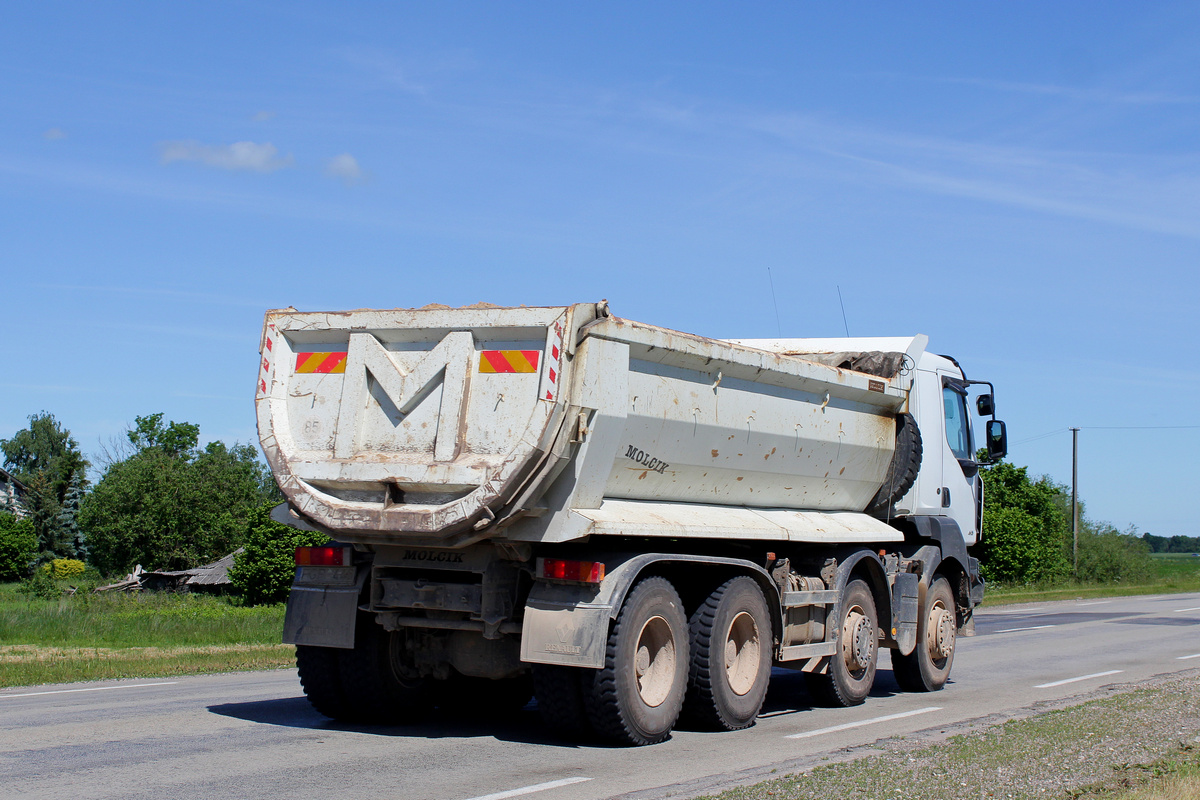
[[1173, 607, 1200, 613], [0, 682, 178, 700], [786, 706, 941, 739], [462, 777, 592, 800], [1035, 670, 1123, 689], [1179, 653, 1200, 660], [995, 624, 1057, 634]]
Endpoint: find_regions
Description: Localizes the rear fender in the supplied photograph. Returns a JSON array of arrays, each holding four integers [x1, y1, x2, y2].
[[520, 552, 777, 669]]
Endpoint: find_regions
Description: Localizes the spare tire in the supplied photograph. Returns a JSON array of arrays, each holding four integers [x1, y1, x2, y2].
[[865, 413, 922, 519]]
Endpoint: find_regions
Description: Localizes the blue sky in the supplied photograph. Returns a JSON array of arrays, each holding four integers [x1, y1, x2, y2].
[[2, 3, 1197, 536]]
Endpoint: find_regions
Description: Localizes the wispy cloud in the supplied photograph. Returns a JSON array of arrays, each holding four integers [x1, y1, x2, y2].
[[38, 283, 269, 308], [325, 153, 365, 185], [42, 127, 67, 140], [158, 140, 293, 172], [927, 75, 1199, 106], [337, 46, 476, 96], [252, 110, 276, 122]]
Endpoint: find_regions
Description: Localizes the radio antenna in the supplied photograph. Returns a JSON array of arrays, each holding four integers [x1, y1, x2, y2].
[[837, 284, 850, 337], [767, 268, 783, 337]]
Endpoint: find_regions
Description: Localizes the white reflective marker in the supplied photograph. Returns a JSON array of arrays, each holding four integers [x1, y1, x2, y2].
[[996, 624, 1056, 634], [0, 682, 178, 700], [1178, 653, 1200, 660], [1035, 670, 1123, 689], [462, 777, 592, 800], [786, 706, 941, 739], [1173, 607, 1200, 613]]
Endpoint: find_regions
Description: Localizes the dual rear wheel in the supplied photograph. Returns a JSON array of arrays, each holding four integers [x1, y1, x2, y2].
[[534, 575, 775, 745]]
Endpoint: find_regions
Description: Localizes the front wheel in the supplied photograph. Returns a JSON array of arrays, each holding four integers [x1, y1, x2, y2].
[[806, 578, 878, 707], [892, 576, 956, 692], [583, 576, 689, 745]]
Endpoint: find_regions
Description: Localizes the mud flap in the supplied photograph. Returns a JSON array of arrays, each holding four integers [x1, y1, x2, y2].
[[283, 567, 368, 648], [891, 571, 920, 656]]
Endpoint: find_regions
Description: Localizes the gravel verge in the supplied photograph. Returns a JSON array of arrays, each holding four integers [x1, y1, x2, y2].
[[622, 671, 1200, 800]]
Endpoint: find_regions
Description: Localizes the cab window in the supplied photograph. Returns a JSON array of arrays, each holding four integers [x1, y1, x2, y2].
[[943, 386, 973, 461]]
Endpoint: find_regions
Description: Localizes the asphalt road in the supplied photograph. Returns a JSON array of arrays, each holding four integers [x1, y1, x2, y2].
[[3, 591, 1198, 800]]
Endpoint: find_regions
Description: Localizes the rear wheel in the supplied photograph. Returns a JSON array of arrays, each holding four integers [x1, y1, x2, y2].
[[296, 644, 350, 720], [532, 664, 592, 739], [583, 576, 689, 745], [806, 579, 878, 707], [331, 614, 431, 723], [682, 577, 773, 731], [892, 576, 956, 692]]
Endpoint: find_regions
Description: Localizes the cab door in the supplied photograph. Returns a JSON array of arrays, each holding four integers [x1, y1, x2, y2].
[[938, 375, 980, 543]]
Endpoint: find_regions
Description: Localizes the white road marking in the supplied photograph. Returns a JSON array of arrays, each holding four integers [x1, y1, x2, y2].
[[462, 777, 592, 800], [1172, 607, 1200, 613], [786, 706, 941, 739], [1178, 653, 1200, 660], [1075, 601, 1112, 607], [990, 607, 1045, 615], [0, 682, 178, 700], [996, 624, 1056, 634], [1035, 670, 1123, 689]]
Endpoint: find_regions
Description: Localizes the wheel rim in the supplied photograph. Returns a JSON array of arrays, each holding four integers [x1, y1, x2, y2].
[[841, 605, 875, 676], [634, 614, 676, 707], [927, 599, 955, 664], [724, 611, 761, 696]]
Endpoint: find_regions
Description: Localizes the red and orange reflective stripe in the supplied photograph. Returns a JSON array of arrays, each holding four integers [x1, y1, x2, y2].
[[479, 350, 540, 373], [295, 352, 348, 374]]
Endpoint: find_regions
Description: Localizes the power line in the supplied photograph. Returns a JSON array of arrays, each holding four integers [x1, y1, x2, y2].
[[1078, 425, 1200, 430]]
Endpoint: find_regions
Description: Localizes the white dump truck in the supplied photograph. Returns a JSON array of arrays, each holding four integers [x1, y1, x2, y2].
[[257, 301, 1006, 745]]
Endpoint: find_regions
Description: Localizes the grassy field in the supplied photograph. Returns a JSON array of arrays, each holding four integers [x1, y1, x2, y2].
[[982, 553, 1200, 607], [0, 585, 292, 688]]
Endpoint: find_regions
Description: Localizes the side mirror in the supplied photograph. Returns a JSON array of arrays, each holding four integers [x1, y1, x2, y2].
[[976, 394, 995, 416], [986, 419, 1007, 461]]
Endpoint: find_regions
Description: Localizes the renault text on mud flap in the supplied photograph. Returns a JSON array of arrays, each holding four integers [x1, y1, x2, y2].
[[625, 444, 669, 473]]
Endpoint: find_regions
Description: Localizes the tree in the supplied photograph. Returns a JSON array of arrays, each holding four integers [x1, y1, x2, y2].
[[1, 412, 89, 561], [977, 461, 1071, 584], [127, 413, 200, 459], [977, 459, 1151, 585], [229, 504, 329, 605], [80, 414, 282, 575], [0, 511, 37, 581]]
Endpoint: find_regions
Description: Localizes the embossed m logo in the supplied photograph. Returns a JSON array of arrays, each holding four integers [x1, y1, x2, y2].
[[334, 331, 473, 462]]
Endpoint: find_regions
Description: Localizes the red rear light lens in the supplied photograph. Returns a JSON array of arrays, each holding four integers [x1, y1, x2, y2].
[[538, 558, 605, 583], [295, 546, 350, 567]]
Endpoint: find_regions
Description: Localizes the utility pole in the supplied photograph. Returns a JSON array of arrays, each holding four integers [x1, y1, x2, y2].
[[1071, 427, 1080, 577]]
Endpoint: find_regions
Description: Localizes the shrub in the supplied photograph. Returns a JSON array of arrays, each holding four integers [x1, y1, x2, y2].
[[0, 512, 37, 581], [229, 504, 329, 605], [1076, 527, 1152, 584], [45, 558, 86, 580], [979, 505, 1069, 584], [19, 566, 62, 599]]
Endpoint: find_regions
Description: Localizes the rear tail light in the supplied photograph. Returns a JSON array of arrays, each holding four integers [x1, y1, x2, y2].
[[295, 545, 353, 567], [537, 558, 605, 584]]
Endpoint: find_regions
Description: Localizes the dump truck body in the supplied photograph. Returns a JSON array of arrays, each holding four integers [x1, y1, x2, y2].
[[260, 301, 1004, 745]]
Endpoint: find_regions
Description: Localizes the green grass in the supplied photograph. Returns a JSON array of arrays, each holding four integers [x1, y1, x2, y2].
[[981, 554, 1200, 607], [0, 587, 294, 688]]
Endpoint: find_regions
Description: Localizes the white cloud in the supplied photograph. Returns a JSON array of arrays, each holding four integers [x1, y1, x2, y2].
[[43, 128, 67, 140], [252, 110, 276, 122], [325, 153, 365, 185], [158, 140, 293, 172]]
